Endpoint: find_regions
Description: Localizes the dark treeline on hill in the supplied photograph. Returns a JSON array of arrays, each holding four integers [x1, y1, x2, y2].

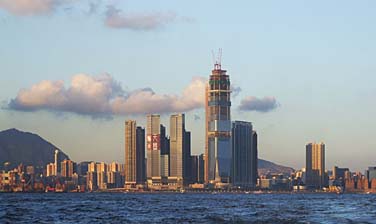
[[0, 129, 69, 169], [0, 128, 294, 175]]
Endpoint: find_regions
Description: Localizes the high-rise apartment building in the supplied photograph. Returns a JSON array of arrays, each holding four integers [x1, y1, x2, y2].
[[147, 114, 161, 178], [88, 162, 96, 172], [306, 142, 325, 189], [86, 171, 97, 191], [96, 162, 107, 190], [108, 162, 120, 173], [61, 159, 74, 178], [205, 60, 232, 184], [46, 163, 55, 177], [231, 121, 258, 187]]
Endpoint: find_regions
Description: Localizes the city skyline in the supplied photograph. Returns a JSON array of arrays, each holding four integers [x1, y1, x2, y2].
[[1, 1, 376, 171]]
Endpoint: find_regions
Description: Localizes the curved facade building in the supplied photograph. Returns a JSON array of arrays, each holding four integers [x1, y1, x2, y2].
[[205, 63, 232, 184]]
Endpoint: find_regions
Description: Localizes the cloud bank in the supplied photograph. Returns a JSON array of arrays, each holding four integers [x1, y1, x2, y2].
[[8, 73, 278, 117], [0, 0, 71, 16], [105, 5, 177, 31], [9, 74, 206, 117], [238, 96, 279, 113]]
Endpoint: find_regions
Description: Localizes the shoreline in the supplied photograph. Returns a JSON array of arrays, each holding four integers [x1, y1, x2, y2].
[[0, 190, 374, 195]]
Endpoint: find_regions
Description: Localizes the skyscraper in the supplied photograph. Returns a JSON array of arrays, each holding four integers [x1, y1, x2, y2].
[[86, 162, 97, 191], [160, 154, 169, 177], [205, 60, 232, 184], [136, 127, 146, 184], [160, 124, 170, 177], [170, 114, 185, 179], [231, 121, 258, 188], [160, 124, 170, 156], [61, 159, 74, 178], [125, 120, 137, 185], [96, 162, 107, 190], [252, 131, 258, 185], [190, 155, 198, 183], [147, 114, 161, 178], [306, 142, 325, 189], [54, 149, 59, 176], [46, 163, 55, 177], [184, 131, 192, 184], [125, 121, 146, 185], [366, 167, 376, 182], [197, 154, 205, 184]]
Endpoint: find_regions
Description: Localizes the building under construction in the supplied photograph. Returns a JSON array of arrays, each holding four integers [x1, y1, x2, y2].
[[205, 51, 232, 186]]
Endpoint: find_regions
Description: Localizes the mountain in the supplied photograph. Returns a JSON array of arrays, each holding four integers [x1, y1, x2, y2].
[[258, 159, 295, 176], [0, 128, 69, 169]]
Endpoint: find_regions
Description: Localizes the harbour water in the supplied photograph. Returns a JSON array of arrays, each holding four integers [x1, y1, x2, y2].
[[1, 193, 376, 223]]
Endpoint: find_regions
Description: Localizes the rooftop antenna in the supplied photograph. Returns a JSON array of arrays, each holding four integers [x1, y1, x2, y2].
[[213, 48, 222, 70]]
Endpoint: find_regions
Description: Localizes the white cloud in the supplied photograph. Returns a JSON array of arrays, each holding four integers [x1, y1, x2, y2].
[[9, 73, 278, 117], [0, 0, 72, 16], [111, 77, 206, 114], [9, 74, 207, 117], [105, 5, 177, 31], [238, 96, 279, 112]]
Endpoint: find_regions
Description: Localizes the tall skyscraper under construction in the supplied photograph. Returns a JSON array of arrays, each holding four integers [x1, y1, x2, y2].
[[205, 52, 232, 184]]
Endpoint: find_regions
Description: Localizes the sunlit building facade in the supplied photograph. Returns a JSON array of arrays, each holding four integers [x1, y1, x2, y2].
[[170, 114, 185, 179], [306, 142, 325, 189], [60, 159, 74, 178]]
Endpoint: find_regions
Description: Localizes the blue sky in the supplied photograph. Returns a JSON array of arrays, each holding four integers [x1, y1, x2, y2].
[[1, 0, 376, 171]]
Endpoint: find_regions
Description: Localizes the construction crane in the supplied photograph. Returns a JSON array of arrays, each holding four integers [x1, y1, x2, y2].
[[212, 48, 222, 70]]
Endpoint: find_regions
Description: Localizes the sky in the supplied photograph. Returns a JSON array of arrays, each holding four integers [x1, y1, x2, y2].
[[1, 0, 376, 171]]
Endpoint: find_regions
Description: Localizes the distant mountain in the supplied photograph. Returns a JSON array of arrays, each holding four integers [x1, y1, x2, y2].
[[0, 129, 69, 169], [258, 159, 295, 176]]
